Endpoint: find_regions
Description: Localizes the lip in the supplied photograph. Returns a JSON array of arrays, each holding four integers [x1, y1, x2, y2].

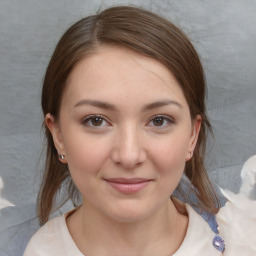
[[104, 178, 152, 194]]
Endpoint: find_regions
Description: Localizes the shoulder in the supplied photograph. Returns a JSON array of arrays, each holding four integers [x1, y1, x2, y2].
[[216, 189, 256, 255], [23, 215, 66, 256], [173, 201, 223, 256], [216, 155, 256, 255]]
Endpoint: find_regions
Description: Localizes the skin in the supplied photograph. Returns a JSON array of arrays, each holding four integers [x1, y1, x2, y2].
[[46, 45, 201, 256]]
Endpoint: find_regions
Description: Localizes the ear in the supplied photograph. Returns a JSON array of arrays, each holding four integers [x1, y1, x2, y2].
[[45, 113, 67, 163], [186, 115, 202, 161]]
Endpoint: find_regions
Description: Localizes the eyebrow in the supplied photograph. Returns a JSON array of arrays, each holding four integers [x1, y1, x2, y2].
[[74, 99, 116, 110], [142, 99, 182, 111], [73, 99, 182, 111]]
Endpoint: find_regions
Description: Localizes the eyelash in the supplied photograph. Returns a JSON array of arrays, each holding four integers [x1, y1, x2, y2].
[[82, 115, 111, 128], [147, 115, 175, 128], [82, 115, 174, 128]]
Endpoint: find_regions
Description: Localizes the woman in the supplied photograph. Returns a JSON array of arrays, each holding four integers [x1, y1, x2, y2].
[[24, 6, 255, 256]]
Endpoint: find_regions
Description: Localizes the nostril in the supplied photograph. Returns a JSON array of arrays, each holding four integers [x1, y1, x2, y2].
[[110, 130, 147, 168], [111, 148, 146, 169]]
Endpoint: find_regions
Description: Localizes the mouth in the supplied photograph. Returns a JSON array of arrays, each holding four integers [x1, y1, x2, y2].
[[104, 178, 152, 194]]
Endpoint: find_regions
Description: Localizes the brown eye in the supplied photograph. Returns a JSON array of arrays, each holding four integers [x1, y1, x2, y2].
[[91, 117, 103, 126], [82, 115, 109, 128], [148, 115, 174, 128], [153, 117, 164, 126]]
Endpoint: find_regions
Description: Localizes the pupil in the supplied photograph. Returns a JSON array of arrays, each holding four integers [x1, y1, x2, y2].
[[92, 117, 103, 126], [153, 117, 164, 126]]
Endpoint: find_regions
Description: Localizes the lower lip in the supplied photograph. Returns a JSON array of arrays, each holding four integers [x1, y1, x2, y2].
[[106, 181, 150, 194]]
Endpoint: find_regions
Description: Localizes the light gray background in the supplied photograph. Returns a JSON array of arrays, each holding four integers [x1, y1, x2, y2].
[[0, 0, 255, 255]]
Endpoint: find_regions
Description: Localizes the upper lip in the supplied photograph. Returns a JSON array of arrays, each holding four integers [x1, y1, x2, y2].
[[104, 178, 152, 184]]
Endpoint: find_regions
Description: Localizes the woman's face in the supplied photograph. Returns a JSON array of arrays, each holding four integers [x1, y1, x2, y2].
[[47, 45, 201, 222]]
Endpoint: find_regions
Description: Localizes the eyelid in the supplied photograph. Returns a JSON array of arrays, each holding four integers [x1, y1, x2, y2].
[[147, 114, 175, 127], [82, 114, 112, 127]]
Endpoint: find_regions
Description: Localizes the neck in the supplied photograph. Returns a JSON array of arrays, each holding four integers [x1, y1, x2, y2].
[[67, 199, 188, 256]]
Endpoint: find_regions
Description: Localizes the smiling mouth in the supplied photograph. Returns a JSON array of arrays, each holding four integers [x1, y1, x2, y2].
[[104, 178, 152, 194]]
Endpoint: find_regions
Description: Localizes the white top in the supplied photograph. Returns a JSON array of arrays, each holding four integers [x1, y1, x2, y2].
[[23, 192, 256, 256], [23, 203, 221, 256]]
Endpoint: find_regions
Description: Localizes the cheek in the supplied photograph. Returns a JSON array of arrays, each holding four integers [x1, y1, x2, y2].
[[149, 134, 190, 191], [152, 134, 190, 168], [63, 133, 111, 177], [64, 136, 112, 198]]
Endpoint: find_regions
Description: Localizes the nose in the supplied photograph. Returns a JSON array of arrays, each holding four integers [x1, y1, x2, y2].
[[111, 125, 146, 169]]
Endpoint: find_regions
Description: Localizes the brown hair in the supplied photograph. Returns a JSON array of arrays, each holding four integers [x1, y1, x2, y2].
[[39, 5, 220, 224]]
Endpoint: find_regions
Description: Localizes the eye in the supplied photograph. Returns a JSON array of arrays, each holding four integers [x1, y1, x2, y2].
[[148, 115, 174, 128], [82, 115, 110, 127]]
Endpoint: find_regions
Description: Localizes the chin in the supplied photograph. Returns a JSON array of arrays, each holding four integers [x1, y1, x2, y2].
[[106, 200, 154, 223]]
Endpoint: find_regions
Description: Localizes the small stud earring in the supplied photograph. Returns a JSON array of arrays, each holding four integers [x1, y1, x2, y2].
[[59, 154, 65, 160]]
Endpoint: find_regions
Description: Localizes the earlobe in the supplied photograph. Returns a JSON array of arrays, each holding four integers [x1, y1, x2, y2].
[[45, 113, 66, 163], [186, 115, 202, 161]]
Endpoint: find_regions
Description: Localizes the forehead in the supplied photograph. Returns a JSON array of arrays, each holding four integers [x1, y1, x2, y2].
[[62, 45, 187, 108]]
